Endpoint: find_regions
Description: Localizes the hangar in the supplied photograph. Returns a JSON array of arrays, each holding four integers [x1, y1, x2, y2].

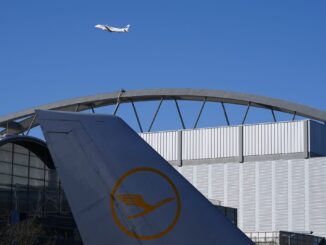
[[0, 88, 325, 243]]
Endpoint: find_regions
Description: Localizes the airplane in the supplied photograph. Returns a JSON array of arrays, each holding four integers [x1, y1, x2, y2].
[[36, 110, 254, 245], [95, 24, 130, 33]]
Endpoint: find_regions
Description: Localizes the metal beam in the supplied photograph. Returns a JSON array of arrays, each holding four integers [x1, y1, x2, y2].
[[193, 98, 206, 129], [26, 115, 36, 136], [174, 99, 186, 129], [242, 103, 251, 125], [112, 89, 125, 116], [239, 125, 244, 163], [75, 104, 80, 112], [178, 130, 183, 167], [271, 109, 276, 122], [1, 88, 326, 133], [131, 101, 143, 133], [0, 121, 23, 132], [90, 104, 95, 114], [221, 102, 230, 126], [303, 120, 309, 159], [148, 98, 164, 132], [112, 101, 120, 116]]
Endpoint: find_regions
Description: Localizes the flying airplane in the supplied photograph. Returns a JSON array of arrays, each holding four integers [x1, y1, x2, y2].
[[36, 110, 254, 245], [95, 24, 130, 33]]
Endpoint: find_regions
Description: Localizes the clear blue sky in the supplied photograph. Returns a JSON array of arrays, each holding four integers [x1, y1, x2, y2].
[[0, 1, 325, 130]]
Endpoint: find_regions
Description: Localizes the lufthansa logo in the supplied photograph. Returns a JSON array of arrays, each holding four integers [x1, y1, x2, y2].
[[110, 167, 181, 240]]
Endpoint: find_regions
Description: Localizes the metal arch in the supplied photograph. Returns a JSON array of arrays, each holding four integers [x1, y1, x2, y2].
[[1, 88, 326, 134]]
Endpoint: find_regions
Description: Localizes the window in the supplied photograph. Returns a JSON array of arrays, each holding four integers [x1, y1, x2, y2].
[[12, 176, 28, 186], [30, 168, 44, 180], [13, 165, 28, 177], [30, 156, 44, 168], [0, 150, 12, 163], [0, 162, 12, 175], [29, 179, 44, 188], [0, 173, 11, 186], [0, 143, 71, 216], [13, 153, 28, 166]]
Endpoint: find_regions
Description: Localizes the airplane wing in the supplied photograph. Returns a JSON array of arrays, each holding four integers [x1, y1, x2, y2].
[[36, 110, 253, 245], [104, 26, 112, 32]]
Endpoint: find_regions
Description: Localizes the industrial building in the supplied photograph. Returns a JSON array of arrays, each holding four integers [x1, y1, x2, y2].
[[0, 89, 325, 243], [140, 120, 326, 238]]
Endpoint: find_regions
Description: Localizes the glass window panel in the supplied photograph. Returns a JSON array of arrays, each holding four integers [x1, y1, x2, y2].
[[45, 187, 59, 214], [0, 143, 12, 152], [0, 174, 11, 186], [0, 162, 12, 175], [13, 144, 28, 154], [13, 153, 28, 166], [30, 156, 44, 169], [12, 188, 28, 212], [0, 185, 11, 213], [29, 179, 44, 188], [29, 168, 44, 180], [28, 188, 43, 213], [13, 165, 28, 177], [45, 169, 58, 182], [12, 176, 28, 187], [0, 150, 12, 163], [45, 180, 59, 190]]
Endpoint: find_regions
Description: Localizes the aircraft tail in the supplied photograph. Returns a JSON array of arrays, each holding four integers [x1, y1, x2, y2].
[[36, 110, 253, 245], [125, 24, 130, 32]]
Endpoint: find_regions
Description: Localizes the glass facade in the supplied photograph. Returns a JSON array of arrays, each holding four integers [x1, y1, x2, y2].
[[215, 205, 238, 227], [246, 231, 325, 245], [0, 143, 71, 218]]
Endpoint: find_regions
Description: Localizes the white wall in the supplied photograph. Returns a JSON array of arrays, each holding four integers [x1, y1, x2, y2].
[[140, 120, 316, 161], [140, 121, 326, 238], [175, 158, 326, 238]]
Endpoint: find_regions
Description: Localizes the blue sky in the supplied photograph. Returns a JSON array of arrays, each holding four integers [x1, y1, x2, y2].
[[0, 1, 325, 131]]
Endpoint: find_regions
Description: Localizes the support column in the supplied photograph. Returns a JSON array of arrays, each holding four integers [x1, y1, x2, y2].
[[303, 120, 309, 159], [239, 126, 244, 163], [178, 130, 183, 167]]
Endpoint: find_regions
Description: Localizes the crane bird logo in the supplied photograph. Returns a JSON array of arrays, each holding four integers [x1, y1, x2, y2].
[[118, 194, 175, 219], [110, 167, 181, 240]]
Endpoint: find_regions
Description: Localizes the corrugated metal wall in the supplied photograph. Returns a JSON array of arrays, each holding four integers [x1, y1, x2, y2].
[[182, 126, 239, 159], [140, 130, 179, 161], [309, 158, 326, 237], [243, 121, 304, 156], [140, 120, 326, 161], [242, 163, 256, 231], [174, 158, 326, 238]]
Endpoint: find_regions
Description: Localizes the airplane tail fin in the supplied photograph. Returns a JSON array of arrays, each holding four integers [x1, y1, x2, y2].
[[36, 110, 253, 245], [125, 24, 130, 32]]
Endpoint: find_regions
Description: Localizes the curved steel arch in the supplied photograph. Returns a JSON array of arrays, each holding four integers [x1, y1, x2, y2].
[[0, 135, 54, 169], [0, 88, 326, 134]]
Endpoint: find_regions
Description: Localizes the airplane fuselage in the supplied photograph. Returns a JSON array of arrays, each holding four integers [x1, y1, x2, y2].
[[95, 24, 129, 33]]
